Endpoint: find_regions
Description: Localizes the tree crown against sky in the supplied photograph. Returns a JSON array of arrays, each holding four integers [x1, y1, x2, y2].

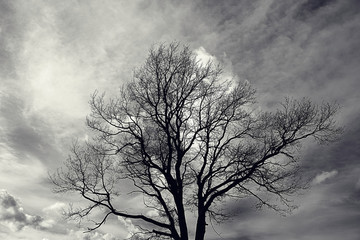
[[51, 42, 342, 240]]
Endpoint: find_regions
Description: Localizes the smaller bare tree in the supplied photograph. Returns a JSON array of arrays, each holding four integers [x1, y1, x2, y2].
[[51, 42, 342, 240]]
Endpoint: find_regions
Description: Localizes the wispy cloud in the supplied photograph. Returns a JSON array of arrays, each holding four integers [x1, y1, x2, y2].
[[312, 170, 338, 184]]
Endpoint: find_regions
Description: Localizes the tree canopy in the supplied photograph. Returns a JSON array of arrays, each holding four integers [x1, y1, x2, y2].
[[51, 42, 342, 240]]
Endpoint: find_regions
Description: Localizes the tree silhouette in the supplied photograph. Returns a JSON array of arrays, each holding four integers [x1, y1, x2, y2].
[[51, 43, 342, 240]]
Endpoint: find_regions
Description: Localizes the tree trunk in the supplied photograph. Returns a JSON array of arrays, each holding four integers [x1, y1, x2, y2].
[[194, 209, 206, 240], [174, 192, 189, 240], [177, 205, 189, 240]]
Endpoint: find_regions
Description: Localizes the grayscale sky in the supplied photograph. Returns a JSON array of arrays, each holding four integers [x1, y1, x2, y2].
[[0, 0, 359, 239]]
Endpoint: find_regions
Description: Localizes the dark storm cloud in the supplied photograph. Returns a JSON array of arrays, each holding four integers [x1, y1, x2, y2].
[[192, 0, 360, 113], [304, 120, 360, 170], [213, 116, 360, 240], [300, 114, 360, 189], [185, 2, 360, 239], [296, 0, 336, 19]]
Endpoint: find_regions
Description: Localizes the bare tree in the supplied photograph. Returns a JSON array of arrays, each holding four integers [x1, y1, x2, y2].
[[51, 43, 342, 240]]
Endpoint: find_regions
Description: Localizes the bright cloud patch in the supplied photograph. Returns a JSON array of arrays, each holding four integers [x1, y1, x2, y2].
[[42, 202, 66, 217], [194, 46, 239, 90], [118, 217, 143, 239], [146, 209, 159, 217], [194, 46, 215, 65], [312, 170, 338, 184]]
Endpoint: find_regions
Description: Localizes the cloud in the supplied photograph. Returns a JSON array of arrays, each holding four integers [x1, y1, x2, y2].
[[296, 0, 337, 20], [118, 217, 143, 239], [145, 209, 159, 218], [68, 230, 122, 240], [42, 202, 66, 218], [240, 0, 273, 29], [194, 0, 360, 115], [312, 170, 338, 184], [194, 46, 215, 64], [0, 190, 46, 231], [194, 46, 239, 90], [356, 178, 360, 190], [0, 191, 116, 238], [0, 1, 29, 81]]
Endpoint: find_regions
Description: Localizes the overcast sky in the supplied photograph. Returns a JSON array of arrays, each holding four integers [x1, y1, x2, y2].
[[0, 0, 359, 239]]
